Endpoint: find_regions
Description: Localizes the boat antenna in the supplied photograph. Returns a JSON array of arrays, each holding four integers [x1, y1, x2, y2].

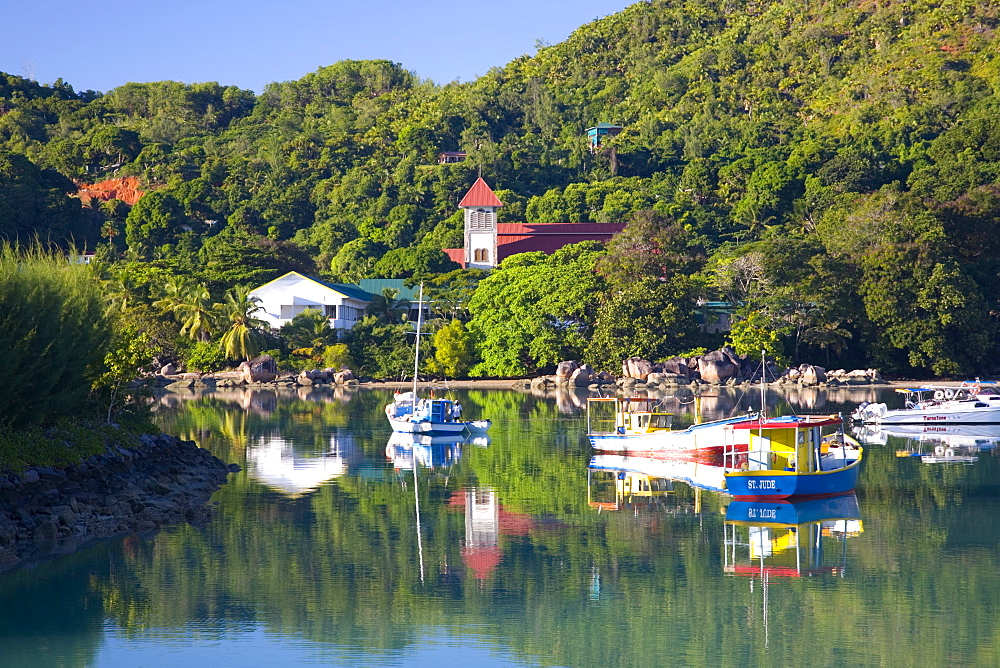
[[411, 283, 424, 414]]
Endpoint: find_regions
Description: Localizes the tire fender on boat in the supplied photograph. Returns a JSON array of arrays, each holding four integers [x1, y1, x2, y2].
[[943, 389, 955, 399], [945, 448, 955, 458], [935, 445, 946, 456], [934, 390, 945, 400]]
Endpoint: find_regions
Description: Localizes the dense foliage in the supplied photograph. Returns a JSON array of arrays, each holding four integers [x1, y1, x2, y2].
[[4, 0, 1000, 376], [0, 244, 112, 428]]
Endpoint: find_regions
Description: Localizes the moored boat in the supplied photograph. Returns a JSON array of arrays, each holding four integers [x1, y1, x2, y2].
[[586, 396, 757, 460], [723, 415, 863, 500], [384, 283, 491, 435], [386, 391, 491, 435], [852, 381, 1000, 425]]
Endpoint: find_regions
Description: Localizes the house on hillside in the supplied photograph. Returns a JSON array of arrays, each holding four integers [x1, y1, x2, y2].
[[443, 178, 626, 269], [438, 151, 467, 164], [585, 122, 623, 151], [250, 272, 373, 330]]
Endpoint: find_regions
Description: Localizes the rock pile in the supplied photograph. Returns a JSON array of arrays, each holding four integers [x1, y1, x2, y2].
[[622, 347, 784, 385], [145, 364, 360, 390], [529, 349, 886, 391], [0, 434, 235, 572]]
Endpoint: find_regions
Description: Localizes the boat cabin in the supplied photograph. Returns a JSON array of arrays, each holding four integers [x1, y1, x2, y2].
[[729, 416, 847, 473], [394, 398, 460, 423], [587, 397, 674, 435]]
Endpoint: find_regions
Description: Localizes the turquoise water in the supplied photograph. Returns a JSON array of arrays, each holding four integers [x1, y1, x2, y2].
[[1, 385, 998, 667]]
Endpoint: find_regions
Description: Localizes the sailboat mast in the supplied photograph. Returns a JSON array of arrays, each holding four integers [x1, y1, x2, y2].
[[411, 283, 424, 409]]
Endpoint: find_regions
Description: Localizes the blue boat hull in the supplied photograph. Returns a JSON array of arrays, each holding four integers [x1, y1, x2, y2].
[[725, 493, 861, 526], [724, 457, 862, 500]]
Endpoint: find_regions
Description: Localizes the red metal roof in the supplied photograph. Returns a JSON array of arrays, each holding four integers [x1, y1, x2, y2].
[[495, 222, 626, 262], [442, 247, 465, 266], [459, 178, 504, 208]]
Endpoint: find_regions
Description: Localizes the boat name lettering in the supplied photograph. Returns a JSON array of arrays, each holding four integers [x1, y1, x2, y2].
[[746, 479, 777, 490], [747, 508, 777, 519], [923, 416, 947, 421]]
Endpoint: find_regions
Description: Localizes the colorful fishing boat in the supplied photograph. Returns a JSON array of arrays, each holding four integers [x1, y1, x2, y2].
[[723, 415, 863, 500], [586, 396, 757, 461]]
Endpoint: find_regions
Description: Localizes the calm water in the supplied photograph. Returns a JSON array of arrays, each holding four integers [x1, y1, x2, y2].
[[1, 385, 998, 667]]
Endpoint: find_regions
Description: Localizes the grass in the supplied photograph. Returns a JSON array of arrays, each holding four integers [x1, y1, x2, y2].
[[0, 416, 160, 475]]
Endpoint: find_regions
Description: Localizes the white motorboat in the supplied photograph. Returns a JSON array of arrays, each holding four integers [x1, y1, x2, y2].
[[852, 381, 1000, 425]]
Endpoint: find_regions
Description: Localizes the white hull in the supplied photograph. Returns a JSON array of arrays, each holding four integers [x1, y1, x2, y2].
[[387, 417, 468, 434], [589, 454, 729, 493], [588, 415, 754, 457], [861, 404, 1000, 425]]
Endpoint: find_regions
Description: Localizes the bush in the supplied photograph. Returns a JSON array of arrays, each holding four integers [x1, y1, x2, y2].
[[183, 340, 230, 372], [321, 343, 352, 370], [0, 243, 113, 428]]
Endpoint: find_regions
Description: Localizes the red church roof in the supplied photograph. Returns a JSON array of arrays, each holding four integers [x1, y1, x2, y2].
[[495, 222, 625, 262], [459, 178, 504, 208]]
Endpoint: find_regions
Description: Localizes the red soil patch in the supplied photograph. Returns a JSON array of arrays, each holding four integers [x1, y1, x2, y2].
[[76, 176, 144, 206]]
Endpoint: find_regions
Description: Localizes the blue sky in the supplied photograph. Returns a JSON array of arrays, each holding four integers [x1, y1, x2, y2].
[[3, 0, 633, 94]]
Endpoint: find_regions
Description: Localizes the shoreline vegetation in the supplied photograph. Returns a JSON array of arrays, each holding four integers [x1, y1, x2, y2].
[[4, 2, 1000, 387]]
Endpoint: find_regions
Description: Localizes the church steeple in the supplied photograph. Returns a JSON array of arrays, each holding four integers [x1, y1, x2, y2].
[[459, 178, 503, 269]]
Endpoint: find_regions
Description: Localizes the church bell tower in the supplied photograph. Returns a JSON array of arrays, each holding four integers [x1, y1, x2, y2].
[[458, 178, 503, 269]]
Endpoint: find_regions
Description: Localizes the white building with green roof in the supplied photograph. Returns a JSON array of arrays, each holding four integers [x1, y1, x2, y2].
[[250, 271, 375, 330]]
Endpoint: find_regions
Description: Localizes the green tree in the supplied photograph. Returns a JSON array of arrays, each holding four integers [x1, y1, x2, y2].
[[468, 242, 606, 376], [726, 311, 786, 364], [586, 277, 700, 372], [153, 276, 217, 342], [216, 285, 269, 361], [428, 319, 476, 378], [281, 308, 337, 357], [365, 288, 411, 324]]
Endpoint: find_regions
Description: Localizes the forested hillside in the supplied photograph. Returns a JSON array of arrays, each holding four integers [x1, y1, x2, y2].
[[2, 0, 1000, 377]]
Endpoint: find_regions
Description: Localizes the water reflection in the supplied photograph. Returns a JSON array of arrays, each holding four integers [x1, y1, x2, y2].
[[723, 494, 864, 578], [385, 432, 489, 470], [854, 423, 1000, 464], [4, 386, 1000, 666], [247, 433, 360, 496], [588, 453, 729, 507]]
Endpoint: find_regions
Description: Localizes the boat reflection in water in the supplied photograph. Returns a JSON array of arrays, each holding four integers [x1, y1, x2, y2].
[[853, 423, 1000, 464], [723, 494, 864, 578], [385, 431, 490, 470], [246, 432, 360, 497], [588, 453, 729, 510]]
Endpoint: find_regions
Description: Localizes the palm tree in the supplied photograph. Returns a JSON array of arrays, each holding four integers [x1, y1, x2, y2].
[[154, 277, 218, 342], [216, 285, 269, 361], [365, 288, 411, 324], [281, 308, 336, 352], [103, 265, 144, 313]]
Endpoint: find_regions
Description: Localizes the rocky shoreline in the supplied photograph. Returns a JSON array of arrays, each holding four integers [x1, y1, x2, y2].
[[0, 433, 236, 573]]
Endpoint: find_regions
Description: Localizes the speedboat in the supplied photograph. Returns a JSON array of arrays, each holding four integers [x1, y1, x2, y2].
[[852, 381, 1000, 425]]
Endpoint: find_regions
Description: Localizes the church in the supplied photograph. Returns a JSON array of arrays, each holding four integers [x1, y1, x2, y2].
[[443, 178, 626, 269]]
